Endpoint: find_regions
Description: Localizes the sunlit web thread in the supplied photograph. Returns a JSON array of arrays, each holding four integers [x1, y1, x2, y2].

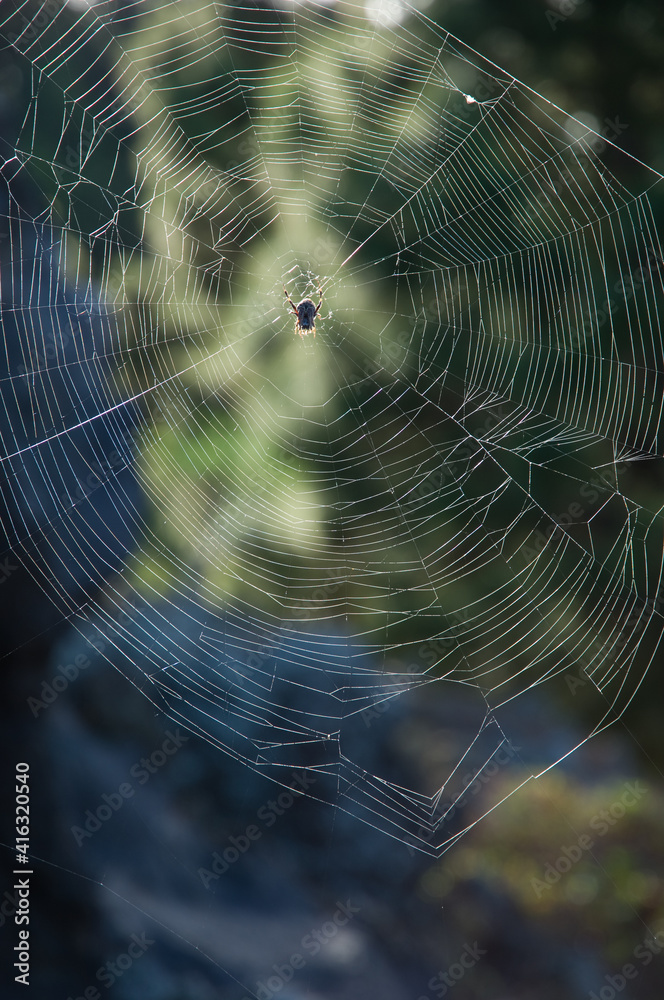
[[0, 0, 663, 854]]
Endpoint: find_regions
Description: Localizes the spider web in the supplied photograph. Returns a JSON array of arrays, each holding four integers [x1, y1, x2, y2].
[[1, 0, 664, 858]]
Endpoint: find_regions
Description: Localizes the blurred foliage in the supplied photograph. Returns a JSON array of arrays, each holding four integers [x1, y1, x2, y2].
[[3, 0, 662, 739], [2, 4, 664, 992], [434, 0, 664, 177], [419, 762, 664, 996]]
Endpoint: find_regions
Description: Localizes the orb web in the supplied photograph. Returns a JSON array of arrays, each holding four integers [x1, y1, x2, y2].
[[1, 0, 663, 855]]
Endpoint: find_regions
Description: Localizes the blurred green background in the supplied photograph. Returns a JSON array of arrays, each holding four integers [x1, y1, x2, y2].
[[2, 0, 664, 996]]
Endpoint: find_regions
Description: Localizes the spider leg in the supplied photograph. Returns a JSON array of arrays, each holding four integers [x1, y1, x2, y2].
[[314, 285, 323, 315], [283, 285, 299, 314]]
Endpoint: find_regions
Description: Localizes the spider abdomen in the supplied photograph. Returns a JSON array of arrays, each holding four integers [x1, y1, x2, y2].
[[284, 284, 323, 338]]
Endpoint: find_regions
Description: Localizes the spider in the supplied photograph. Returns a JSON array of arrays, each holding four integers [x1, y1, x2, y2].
[[283, 284, 323, 338]]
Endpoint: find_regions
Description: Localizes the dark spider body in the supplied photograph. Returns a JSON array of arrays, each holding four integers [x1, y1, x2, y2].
[[284, 284, 322, 337]]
